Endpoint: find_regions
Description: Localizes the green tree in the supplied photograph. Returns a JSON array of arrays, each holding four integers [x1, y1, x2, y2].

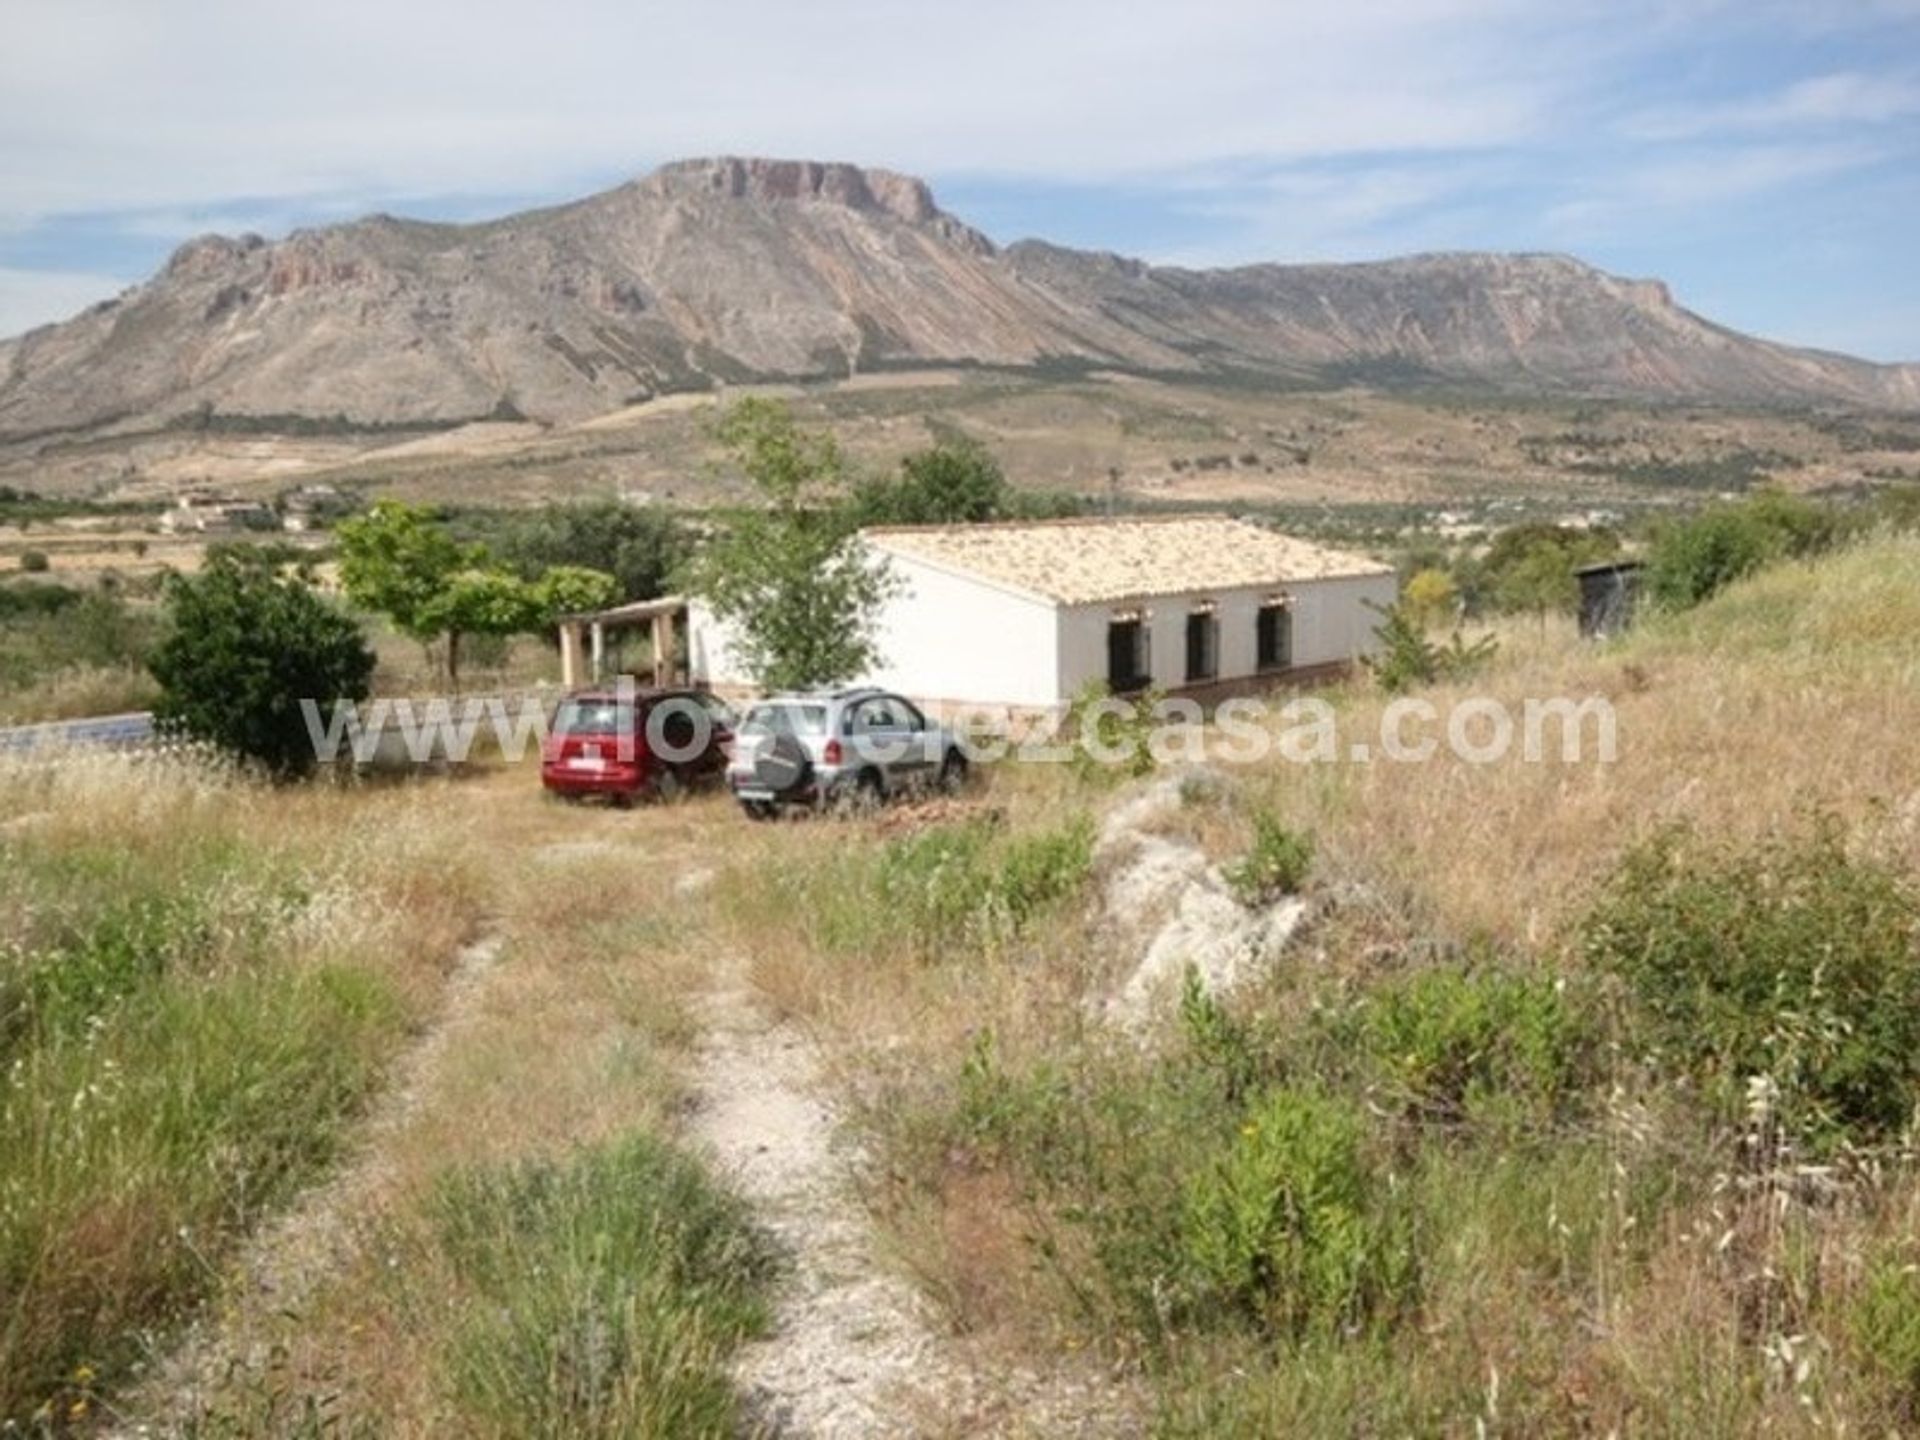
[[1495, 545, 1575, 623], [684, 398, 897, 691], [336, 500, 474, 655], [848, 440, 1011, 525], [494, 500, 687, 602], [533, 565, 620, 619], [1401, 568, 1458, 630], [149, 550, 374, 779]]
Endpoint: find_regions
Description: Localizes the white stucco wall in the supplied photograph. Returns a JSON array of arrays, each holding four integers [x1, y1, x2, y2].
[[684, 547, 1063, 709], [1056, 572, 1399, 695], [863, 550, 1062, 709], [687, 550, 1396, 706]]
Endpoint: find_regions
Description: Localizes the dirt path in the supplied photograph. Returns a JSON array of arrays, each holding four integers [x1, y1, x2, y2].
[[688, 962, 1134, 1438], [103, 929, 506, 1437]]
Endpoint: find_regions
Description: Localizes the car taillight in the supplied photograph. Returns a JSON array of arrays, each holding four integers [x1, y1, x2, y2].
[[823, 737, 843, 765]]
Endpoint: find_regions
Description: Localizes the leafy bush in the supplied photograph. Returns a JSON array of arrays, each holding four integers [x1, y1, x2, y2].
[[488, 499, 688, 604], [1646, 489, 1837, 610], [17, 550, 49, 573], [150, 552, 374, 779], [1182, 1088, 1412, 1337], [1064, 682, 1161, 783], [1853, 1253, 1920, 1420], [1582, 821, 1920, 1147], [868, 814, 1094, 957], [1338, 965, 1600, 1127], [847, 439, 1013, 526], [1224, 812, 1314, 905], [1363, 601, 1497, 695], [426, 1136, 774, 1438]]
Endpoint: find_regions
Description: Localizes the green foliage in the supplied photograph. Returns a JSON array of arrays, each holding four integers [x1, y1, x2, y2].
[[1224, 812, 1314, 905], [489, 500, 688, 604], [148, 551, 374, 778], [18, 550, 49, 574], [1339, 966, 1599, 1128], [753, 814, 1094, 964], [1459, 522, 1620, 617], [336, 500, 477, 645], [1181, 1088, 1412, 1337], [1400, 568, 1457, 629], [1064, 682, 1161, 783], [531, 564, 620, 619], [1582, 821, 1920, 1148], [337, 500, 614, 681], [1362, 600, 1497, 694], [2, 919, 406, 1421], [683, 399, 896, 690], [426, 1136, 774, 1438], [1646, 489, 1836, 610], [847, 439, 1012, 525], [1853, 1254, 1920, 1419]]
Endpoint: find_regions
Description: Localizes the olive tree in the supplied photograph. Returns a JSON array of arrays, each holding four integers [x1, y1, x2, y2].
[[683, 398, 896, 691]]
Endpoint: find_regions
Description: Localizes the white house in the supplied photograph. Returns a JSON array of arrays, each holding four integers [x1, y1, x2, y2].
[[686, 515, 1397, 714]]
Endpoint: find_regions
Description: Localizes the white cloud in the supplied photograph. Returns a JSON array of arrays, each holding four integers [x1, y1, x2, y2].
[[0, 0, 1629, 226], [0, 267, 131, 339], [1540, 141, 1892, 240], [1625, 70, 1920, 139]]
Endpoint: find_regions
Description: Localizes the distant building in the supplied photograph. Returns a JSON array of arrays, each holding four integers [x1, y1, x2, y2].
[[1575, 559, 1644, 639], [281, 484, 349, 532], [688, 515, 1398, 714], [158, 491, 276, 535]]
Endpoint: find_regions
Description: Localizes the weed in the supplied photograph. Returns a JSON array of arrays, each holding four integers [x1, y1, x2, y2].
[[1583, 819, 1920, 1149], [1223, 812, 1313, 905], [425, 1135, 775, 1438]]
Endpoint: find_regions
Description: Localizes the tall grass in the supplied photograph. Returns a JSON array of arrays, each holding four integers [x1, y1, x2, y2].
[[0, 752, 486, 1423], [414, 1136, 775, 1439]]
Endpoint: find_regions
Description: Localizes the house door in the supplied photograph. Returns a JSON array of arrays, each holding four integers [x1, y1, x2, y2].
[[1107, 617, 1149, 693]]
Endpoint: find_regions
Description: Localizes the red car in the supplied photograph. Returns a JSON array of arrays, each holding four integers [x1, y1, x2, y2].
[[540, 687, 735, 804]]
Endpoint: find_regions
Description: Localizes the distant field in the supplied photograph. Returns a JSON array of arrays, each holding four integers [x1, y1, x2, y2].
[[5, 372, 1917, 515]]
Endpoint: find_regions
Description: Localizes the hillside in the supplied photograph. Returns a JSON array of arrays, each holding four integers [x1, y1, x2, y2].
[[3, 156, 1917, 446]]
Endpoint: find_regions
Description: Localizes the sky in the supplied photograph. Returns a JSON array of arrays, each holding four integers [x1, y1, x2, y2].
[[1, 0, 1917, 360]]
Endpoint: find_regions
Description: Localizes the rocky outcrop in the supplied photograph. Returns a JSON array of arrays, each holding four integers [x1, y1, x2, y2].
[[2, 155, 1915, 440]]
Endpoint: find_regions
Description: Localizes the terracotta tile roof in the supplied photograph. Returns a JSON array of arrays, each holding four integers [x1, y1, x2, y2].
[[862, 515, 1392, 605]]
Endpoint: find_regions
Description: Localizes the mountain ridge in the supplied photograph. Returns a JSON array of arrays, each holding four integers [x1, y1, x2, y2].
[[3, 154, 1916, 441]]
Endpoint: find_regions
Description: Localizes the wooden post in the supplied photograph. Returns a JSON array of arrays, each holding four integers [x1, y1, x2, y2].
[[651, 612, 674, 686], [589, 622, 605, 682], [559, 621, 586, 689]]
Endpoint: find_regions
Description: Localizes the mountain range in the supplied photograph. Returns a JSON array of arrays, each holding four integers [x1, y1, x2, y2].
[[3, 155, 1916, 442]]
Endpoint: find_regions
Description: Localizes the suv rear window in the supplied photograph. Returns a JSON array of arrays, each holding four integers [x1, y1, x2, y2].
[[741, 703, 828, 738], [554, 699, 634, 734]]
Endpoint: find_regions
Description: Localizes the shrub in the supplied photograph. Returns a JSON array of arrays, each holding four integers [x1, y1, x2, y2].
[[1181, 1088, 1411, 1337], [149, 551, 375, 779], [1341, 965, 1600, 1127], [1362, 601, 1497, 695], [426, 1135, 774, 1437], [17, 549, 49, 573], [1853, 1253, 1920, 1420], [1646, 489, 1837, 610], [1224, 812, 1314, 906], [1582, 821, 1920, 1148], [1065, 682, 1160, 783]]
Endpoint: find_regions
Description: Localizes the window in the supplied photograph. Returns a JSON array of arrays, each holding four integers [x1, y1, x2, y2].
[[741, 703, 827, 738], [1107, 613, 1150, 693], [1185, 605, 1218, 682], [850, 697, 908, 733], [1256, 599, 1292, 672]]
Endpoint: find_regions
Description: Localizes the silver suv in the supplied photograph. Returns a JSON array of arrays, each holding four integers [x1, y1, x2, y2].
[[726, 686, 969, 818]]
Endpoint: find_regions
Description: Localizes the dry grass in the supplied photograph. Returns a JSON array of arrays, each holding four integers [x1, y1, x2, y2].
[[686, 532, 1920, 1435]]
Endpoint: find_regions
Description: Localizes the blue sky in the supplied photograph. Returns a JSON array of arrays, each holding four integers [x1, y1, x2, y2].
[[2, 0, 1917, 360]]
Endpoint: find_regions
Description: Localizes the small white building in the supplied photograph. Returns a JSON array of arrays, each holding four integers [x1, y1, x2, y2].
[[687, 515, 1397, 714]]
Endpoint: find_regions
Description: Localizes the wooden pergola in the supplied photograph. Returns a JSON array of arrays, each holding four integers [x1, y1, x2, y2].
[[556, 595, 688, 689]]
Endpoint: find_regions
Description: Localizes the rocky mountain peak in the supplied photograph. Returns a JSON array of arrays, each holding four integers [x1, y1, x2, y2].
[[636, 156, 993, 254]]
